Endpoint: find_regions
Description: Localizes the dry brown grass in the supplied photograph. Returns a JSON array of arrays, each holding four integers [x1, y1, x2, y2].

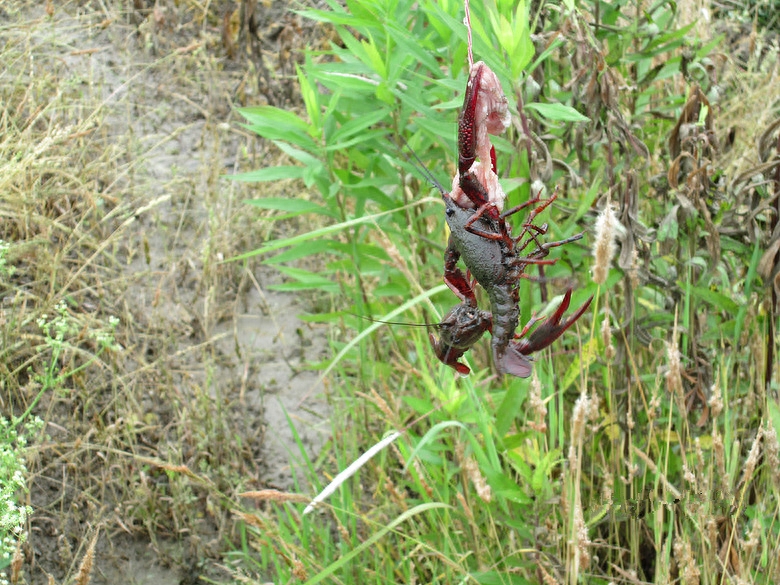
[[1, 1, 326, 582]]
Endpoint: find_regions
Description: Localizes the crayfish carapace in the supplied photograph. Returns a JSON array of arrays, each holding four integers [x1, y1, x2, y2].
[[430, 61, 593, 377]]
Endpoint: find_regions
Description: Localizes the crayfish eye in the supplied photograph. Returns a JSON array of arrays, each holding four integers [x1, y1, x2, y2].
[[446, 207, 454, 217]]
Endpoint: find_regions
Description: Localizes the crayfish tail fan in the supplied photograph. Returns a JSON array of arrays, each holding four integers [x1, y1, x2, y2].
[[497, 345, 533, 378]]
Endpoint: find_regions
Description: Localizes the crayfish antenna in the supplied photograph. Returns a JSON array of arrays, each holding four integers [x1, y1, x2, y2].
[[397, 135, 448, 197]]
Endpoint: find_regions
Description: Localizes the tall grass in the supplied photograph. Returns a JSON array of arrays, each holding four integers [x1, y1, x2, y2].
[[228, 0, 780, 582]]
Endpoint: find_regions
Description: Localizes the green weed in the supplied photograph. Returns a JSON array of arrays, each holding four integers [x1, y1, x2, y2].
[[0, 416, 40, 580], [230, 0, 780, 583]]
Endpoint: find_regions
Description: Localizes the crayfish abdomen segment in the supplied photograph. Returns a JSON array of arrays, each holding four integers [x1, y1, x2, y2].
[[486, 281, 529, 377]]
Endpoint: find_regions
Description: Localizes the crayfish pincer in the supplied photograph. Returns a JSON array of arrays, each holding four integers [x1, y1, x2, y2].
[[429, 61, 593, 377]]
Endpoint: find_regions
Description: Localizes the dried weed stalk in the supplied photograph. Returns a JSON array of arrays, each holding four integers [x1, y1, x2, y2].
[[75, 530, 99, 585]]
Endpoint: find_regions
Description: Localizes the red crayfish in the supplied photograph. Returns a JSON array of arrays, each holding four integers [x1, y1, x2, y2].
[[430, 62, 593, 377]]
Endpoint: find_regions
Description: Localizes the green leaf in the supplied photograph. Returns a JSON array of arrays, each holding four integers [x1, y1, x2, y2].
[[524, 102, 590, 123], [496, 383, 525, 438], [273, 141, 323, 170], [317, 70, 380, 92], [767, 398, 780, 442], [361, 35, 387, 79], [237, 106, 318, 151], [244, 197, 330, 216], [502, 432, 531, 451], [560, 337, 599, 393], [302, 504, 450, 585], [244, 198, 312, 212], [561, 175, 601, 235], [323, 285, 449, 384], [297, 62, 321, 132], [505, 450, 533, 483], [690, 286, 739, 314], [527, 36, 565, 73], [238, 105, 311, 133], [472, 572, 532, 585], [329, 108, 390, 146], [402, 395, 436, 416], [696, 34, 726, 59], [485, 469, 532, 504], [325, 127, 388, 152], [412, 115, 457, 143], [336, 26, 376, 75], [642, 21, 696, 55], [226, 199, 436, 263], [509, 0, 534, 79], [295, 8, 374, 29], [228, 166, 305, 182], [385, 22, 443, 74], [374, 282, 408, 296], [531, 448, 561, 496], [263, 239, 343, 265], [270, 266, 340, 294], [403, 420, 470, 472]]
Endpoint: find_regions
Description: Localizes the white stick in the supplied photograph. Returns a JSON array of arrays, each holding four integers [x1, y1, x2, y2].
[[464, 0, 473, 70], [303, 431, 402, 515]]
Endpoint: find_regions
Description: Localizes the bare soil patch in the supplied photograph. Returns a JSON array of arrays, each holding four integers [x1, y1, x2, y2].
[[1, 1, 329, 582]]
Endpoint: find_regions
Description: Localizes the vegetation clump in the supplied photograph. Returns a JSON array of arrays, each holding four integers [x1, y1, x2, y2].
[[2, 0, 780, 583]]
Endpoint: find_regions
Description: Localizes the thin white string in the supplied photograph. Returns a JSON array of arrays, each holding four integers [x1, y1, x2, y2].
[[303, 431, 401, 515], [464, 0, 473, 70]]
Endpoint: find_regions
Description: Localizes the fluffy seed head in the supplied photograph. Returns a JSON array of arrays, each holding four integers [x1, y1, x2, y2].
[[572, 498, 591, 569], [708, 381, 724, 419], [570, 393, 590, 448], [665, 340, 684, 399], [601, 313, 615, 360], [592, 199, 618, 285], [764, 421, 780, 487], [673, 537, 700, 585], [741, 428, 763, 487], [464, 456, 492, 503], [629, 248, 640, 289], [528, 370, 547, 432]]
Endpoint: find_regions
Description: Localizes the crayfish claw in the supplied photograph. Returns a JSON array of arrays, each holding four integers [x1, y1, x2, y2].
[[514, 290, 593, 356], [454, 362, 472, 376], [550, 287, 573, 320], [429, 303, 492, 376], [429, 333, 472, 376]]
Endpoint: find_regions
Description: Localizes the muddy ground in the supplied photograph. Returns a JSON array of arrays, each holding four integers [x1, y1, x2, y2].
[[2, 1, 330, 583]]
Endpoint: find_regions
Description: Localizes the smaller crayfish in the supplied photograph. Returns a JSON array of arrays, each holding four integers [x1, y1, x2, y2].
[[429, 61, 593, 377]]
